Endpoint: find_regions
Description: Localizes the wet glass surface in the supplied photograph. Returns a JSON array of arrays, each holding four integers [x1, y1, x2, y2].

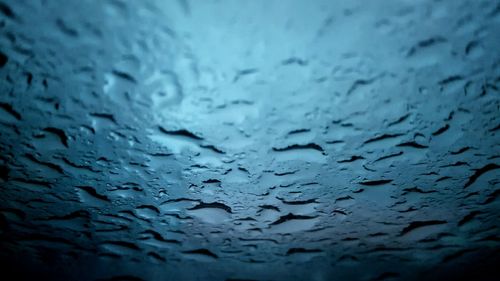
[[0, 0, 499, 280]]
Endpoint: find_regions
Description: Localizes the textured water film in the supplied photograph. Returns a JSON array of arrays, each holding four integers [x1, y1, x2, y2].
[[0, 0, 500, 280]]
